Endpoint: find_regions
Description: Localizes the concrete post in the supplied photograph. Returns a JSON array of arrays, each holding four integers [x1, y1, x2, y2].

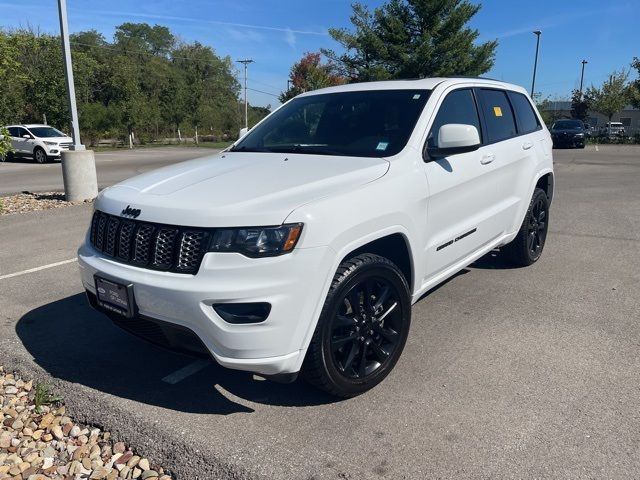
[[61, 150, 98, 202]]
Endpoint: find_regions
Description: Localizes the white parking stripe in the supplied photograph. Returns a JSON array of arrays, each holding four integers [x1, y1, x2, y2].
[[162, 359, 211, 384], [0, 258, 77, 280]]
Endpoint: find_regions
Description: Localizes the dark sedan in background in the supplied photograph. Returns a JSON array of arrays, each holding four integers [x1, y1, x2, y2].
[[550, 119, 587, 149]]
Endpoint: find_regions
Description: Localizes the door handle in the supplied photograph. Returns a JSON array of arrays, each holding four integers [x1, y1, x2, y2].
[[522, 142, 533, 150], [480, 154, 495, 165]]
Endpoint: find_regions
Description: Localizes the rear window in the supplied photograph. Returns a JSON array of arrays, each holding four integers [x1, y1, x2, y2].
[[508, 92, 540, 134], [476, 89, 517, 143]]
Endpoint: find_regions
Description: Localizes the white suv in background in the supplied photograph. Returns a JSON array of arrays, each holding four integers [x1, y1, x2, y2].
[[78, 78, 554, 397], [3, 124, 73, 163]]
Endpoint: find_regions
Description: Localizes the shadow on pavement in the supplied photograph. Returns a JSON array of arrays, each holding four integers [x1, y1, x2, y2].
[[470, 249, 520, 270], [16, 293, 338, 415]]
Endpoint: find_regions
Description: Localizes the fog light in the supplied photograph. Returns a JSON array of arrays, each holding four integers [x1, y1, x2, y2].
[[213, 303, 271, 324]]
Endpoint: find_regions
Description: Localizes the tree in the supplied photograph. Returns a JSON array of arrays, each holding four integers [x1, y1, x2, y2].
[[279, 52, 346, 103], [570, 89, 590, 121], [323, 0, 497, 81], [586, 70, 630, 125], [629, 57, 640, 110]]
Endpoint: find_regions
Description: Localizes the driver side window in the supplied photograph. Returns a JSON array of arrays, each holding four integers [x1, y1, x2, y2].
[[427, 89, 481, 149]]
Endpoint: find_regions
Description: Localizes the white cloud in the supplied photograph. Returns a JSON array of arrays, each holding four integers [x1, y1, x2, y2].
[[284, 28, 296, 48]]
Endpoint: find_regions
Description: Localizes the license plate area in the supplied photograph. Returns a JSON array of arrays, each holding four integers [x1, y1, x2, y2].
[[94, 275, 136, 318]]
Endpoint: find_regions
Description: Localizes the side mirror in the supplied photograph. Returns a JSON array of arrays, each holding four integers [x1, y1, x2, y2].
[[238, 127, 248, 139], [22, 134, 32, 139], [427, 124, 481, 159]]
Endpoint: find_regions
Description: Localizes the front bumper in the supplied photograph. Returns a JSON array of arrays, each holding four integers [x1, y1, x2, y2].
[[78, 241, 335, 376]]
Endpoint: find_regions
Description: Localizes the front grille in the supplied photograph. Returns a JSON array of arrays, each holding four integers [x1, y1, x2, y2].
[[90, 210, 211, 274], [59, 143, 72, 149]]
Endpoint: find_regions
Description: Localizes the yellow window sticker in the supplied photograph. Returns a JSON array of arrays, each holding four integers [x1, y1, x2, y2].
[[493, 106, 503, 117]]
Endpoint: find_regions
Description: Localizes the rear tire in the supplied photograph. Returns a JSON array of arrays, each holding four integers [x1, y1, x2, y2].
[[302, 253, 411, 398], [33, 147, 48, 164], [502, 188, 549, 266]]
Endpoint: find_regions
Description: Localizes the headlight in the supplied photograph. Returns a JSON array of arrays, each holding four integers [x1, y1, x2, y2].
[[575, 133, 584, 137], [44, 141, 58, 146], [209, 223, 303, 257]]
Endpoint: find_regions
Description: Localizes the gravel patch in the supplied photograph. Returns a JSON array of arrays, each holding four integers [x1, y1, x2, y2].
[[0, 193, 92, 216], [0, 366, 172, 480]]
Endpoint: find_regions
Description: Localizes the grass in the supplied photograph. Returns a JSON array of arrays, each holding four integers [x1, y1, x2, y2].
[[33, 383, 62, 414], [0, 198, 3, 214]]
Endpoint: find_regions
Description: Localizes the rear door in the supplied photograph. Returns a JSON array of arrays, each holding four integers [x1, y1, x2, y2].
[[474, 88, 531, 237], [422, 88, 500, 278]]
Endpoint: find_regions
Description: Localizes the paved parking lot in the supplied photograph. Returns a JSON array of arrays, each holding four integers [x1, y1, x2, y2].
[[1, 146, 639, 479], [0, 147, 218, 194]]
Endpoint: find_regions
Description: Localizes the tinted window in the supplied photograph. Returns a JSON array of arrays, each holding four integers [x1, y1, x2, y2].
[[232, 90, 431, 158], [508, 92, 540, 134], [552, 120, 583, 130], [428, 89, 481, 148], [15, 127, 28, 137], [477, 89, 517, 143], [7, 127, 19, 137], [29, 126, 65, 138]]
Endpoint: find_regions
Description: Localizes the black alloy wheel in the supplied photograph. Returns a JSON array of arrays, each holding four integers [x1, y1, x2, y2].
[[503, 187, 550, 266], [527, 194, 548, 259], [303, 253, 411, 397], [330, 276, 403, 379]]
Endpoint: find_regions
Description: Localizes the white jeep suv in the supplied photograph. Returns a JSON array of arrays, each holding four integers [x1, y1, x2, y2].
[[3, 124, 73, 163], [78, 78, 554, 397]]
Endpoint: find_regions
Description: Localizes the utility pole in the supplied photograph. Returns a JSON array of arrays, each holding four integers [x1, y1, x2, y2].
[[57, 0, 97, 201], [579, 59, 588, 98], [531, 30, 542, 98], [236, 59, 254, 130]]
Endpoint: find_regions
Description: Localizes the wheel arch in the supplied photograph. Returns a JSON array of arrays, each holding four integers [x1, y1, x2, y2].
[[336, 230, 415, 294], [535, 171, 554, 203]]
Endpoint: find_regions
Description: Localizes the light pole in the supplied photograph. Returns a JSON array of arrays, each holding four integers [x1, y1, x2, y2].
[[57, 0, 97, 201], [236, 59, 254, 130], [531, 30, 542, 98], [579, 59, 588, 98]]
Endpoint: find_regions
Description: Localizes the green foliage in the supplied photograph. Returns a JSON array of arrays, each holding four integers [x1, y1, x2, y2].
[[323, 0, 497, 81], [586, 69, 630, 121], [33, 383, 62, 414], [570, 89, 590, 121], [0, 24, 244, 144], [629, 57, 640, 110], [0, 126, 12, 158], [535, 97, 563, 127], [280, 52, 346, 103]]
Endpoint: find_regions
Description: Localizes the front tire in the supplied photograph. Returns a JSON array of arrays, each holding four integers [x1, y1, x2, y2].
[[33, 147, 48, 164], [303, 253, 411, 397], [503, 188, 550, 266]]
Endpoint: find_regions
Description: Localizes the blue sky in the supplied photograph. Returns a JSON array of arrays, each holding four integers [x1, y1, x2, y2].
[[2, 0, 638, 107]]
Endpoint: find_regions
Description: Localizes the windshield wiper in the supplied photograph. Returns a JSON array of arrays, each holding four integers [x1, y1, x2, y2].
[[267, 144, 344, 156], [228, 145, 270, 153]]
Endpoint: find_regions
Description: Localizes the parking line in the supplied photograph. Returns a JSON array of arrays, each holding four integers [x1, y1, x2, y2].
[[0, 258, 77, 280], [162, 359, 211, 384]]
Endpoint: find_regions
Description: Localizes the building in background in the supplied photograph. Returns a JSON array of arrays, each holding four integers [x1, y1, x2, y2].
[[542, 101, 640, 135]]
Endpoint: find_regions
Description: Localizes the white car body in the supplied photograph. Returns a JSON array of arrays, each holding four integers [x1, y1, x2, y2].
[[5, 124, 73, 162], [78, 77, 554, 381]]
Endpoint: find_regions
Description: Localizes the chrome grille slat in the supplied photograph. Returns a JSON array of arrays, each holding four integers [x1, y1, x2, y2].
[[89, 211, 208, 274]]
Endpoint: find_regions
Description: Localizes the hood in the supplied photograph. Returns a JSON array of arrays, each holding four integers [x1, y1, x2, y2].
[[40, 136, 73, 143], [97, 151, 389, 226]]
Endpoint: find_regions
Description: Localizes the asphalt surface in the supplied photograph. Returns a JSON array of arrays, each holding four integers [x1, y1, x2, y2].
[[0, 147, 219, 195], [0, 145, 639, 479]]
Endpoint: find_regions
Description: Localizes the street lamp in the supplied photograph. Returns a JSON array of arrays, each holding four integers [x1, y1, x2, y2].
[[236, 59, 254, 130], [579, 59, 588, 98], [57, 0, 97, 202], [531, 30, 542, 98]]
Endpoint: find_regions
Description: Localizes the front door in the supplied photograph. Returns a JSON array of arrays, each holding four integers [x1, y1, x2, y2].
[[421, 88, 504, 279]]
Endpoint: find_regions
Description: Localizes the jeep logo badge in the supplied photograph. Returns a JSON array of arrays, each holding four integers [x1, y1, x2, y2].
[[121, 205, 141, 218]]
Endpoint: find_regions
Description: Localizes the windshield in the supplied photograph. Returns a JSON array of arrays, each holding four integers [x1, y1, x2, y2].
[[28, 126, 66, 138], [552, 120, 583, 130], [231, 89, 431, 158]]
